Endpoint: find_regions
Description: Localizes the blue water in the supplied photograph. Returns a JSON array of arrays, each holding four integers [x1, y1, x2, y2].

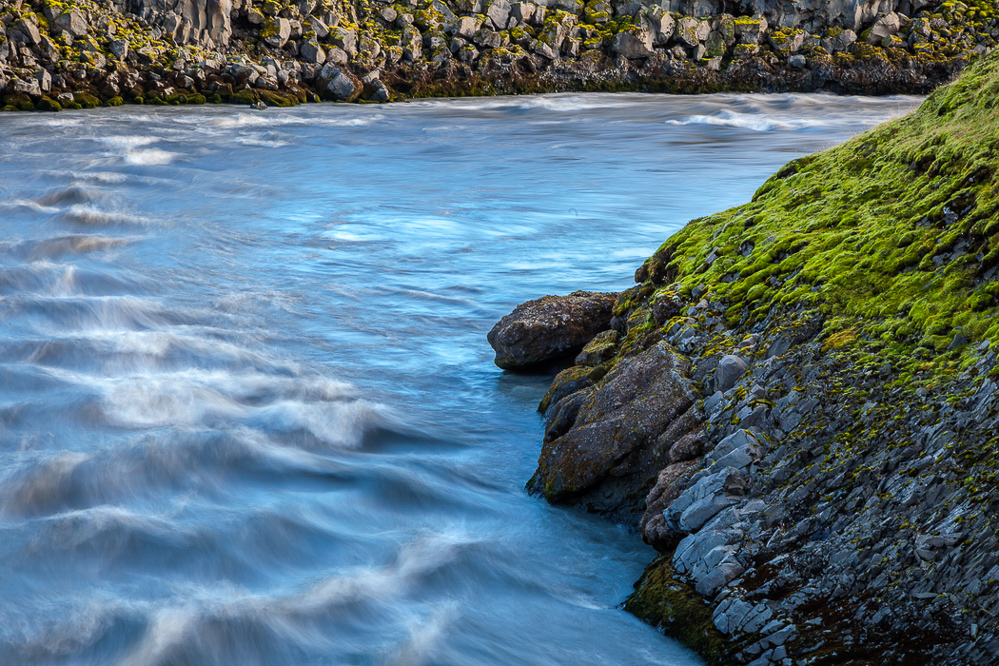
[[0, 92, 919, 665]]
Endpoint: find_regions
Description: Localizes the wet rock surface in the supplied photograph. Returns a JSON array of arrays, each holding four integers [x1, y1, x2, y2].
[[0, 0, 996, 111]]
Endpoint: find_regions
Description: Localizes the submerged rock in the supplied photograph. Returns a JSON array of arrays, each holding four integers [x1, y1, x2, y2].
[[487, 291, 617, 370]]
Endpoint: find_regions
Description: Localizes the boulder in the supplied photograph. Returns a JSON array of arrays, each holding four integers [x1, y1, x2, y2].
[[300, 41, 326, 64], [734, 16, 767, 45], [574, 329, 619, 367], [864, 12, 901, 44], [53, 10, 89, 38], [511, 1, 537, 23], [10, 18, 41, 45], [487, 291, 617, 370], [529, 341, 699, 513], [641, 458, 702, 548], [109, 39, 130, 60], [451, 16, 481, 39], [330, 26, 358, 56], [264, 18, 292, 48], [316, 65, 362, 101], [35, 69, 52, 94], [486, 0, 512, 29], [12, 78, 42, 97], [822, 27, 856, 52], [613, 27, 654, 58], [646, 5, 675, 45], [675, 17, 711, 48]]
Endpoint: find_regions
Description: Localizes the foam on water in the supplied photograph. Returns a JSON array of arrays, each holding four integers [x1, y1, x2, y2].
[[116, 606, 197, 666], [63, 204, 158, 226], [203, 112, 381, 129], [100, 135, 180, 166], [665, 110, 825, 131]]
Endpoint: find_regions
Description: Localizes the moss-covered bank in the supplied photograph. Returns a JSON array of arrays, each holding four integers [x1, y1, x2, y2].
[[510, 39, 999, 666]]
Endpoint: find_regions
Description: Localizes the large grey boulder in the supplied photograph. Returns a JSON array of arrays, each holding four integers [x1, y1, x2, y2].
[[12, 77, 42, 97], [485, 0, 512, 29], [864, 11, 901, 43], [613, 26, 654, 58], [300, 41, 326, 64], [511, 2, 537, 23], [675, 17, 711, 48], [264, 18, 292, 48], [10, 18, 41, 45], [487, 291, 617, 370]]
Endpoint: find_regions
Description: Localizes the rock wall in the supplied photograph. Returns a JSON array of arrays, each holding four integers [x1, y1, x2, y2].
[[0, 0, 996, 111], [664, 0, 916, 32], [497, 48, 999, 666], [129, 0, 236, 48]]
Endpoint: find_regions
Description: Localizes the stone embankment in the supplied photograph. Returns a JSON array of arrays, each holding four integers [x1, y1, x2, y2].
[[491, 48, 999, 665], [0, 0, 996, 110]]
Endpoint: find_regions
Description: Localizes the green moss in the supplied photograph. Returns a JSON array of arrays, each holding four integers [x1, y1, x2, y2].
[[258, 89, 299, 107], [659, 48, 999, 381], [229, 89, 260, 105], [73, 92, 100, 108], [35, 96, 62, 112], [624, 558, 732, 665]]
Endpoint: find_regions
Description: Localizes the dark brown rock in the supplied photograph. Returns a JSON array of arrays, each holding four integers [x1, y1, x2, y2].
[[528, 341, 699, 515], [487, 291, 617, 370]]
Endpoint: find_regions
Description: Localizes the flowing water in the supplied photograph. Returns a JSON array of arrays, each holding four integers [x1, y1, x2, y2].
[[0, 92, 920, 666]]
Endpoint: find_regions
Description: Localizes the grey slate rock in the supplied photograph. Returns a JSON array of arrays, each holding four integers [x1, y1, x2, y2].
[[715, 355, 748, 392]]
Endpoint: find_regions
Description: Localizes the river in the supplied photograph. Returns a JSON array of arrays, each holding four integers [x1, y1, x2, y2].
[[0, 92, 919, 666]]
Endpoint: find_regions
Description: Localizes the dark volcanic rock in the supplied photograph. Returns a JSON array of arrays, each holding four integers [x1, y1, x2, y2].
[[487, 291, 617, 370], [528, 340, 701, 518]]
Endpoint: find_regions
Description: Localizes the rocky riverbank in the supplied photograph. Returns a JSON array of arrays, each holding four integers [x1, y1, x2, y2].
[[0, 0, 996, 110], [490, 47, 999, 666]]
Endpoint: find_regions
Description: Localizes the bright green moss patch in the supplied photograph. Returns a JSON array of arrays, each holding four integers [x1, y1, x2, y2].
[[656, 49, 999, 381]]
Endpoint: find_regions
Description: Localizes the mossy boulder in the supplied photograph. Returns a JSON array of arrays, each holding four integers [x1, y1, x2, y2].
[[73, 91, 100, 108], [35, 96, 62, 111], [258, 89, 299, 106], [487, 291, 617, 370], [229, 89, 261, 105]]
